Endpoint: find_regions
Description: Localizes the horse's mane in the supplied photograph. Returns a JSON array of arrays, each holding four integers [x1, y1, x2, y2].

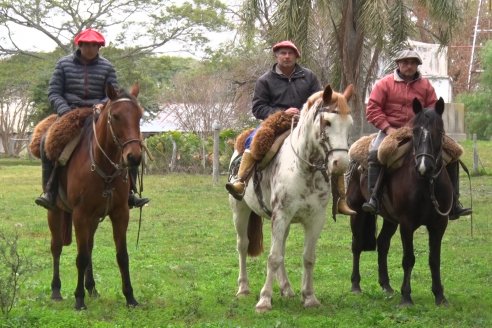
[[304, 90, 351, 116], [411, 108, 444, 133]]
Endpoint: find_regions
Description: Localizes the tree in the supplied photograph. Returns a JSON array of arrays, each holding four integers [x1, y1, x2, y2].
[[0, 54, 53, 155], [458, 40, 492, 140], [237, 0, 462, 137], [0, 0, 230, 57]]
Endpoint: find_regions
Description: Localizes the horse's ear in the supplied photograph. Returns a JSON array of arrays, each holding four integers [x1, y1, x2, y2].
[[130, 82, 140, 98], [343, 84, 354, 101], [106, 83, 118, 100], [412, 98, 423, 114], [434, 97, 445, 116], [322, 84, 333, 104]]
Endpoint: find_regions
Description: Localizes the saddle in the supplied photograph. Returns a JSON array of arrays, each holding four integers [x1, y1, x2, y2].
[[30, 108, 93, 165], [348, 127, 463, 170]]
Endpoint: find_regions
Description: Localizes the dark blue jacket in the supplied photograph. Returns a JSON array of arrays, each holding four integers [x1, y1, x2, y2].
[[48, 49, 118, 116], [252, 64, 321, 120]]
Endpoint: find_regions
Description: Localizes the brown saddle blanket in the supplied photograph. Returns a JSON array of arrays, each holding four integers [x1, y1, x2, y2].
[[29, 107, 93, 164], [349, 126, 463, 170], [234, 111, 295, 168]]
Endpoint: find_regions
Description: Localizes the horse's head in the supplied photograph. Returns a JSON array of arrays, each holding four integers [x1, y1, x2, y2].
[[301, 84, 354, 175], [101, 83, 144, 168], [411, 97, 445, 178]]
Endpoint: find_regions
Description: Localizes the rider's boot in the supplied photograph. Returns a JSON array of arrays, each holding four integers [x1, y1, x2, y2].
[[225, 151, 256, 201], [362, 150, 383, 215], [35, 139, 57, 210], [447, 161, 472, 220], [128, 166, 150, 208], [335, 175, 356, 215]]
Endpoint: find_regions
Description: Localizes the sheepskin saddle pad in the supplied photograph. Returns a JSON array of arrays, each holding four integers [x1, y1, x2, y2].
[[234, 111, 295, 169], [348, 126, 463, 170], [29, 107, 93, 165]]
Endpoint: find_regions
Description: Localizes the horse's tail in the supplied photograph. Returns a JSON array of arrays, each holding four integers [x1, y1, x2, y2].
[[360, 214, 377, 251], [62, 212, 72, 246], [247, 212, 263, 257]]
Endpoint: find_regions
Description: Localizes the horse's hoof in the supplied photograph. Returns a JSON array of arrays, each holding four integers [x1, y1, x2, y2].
[[255, 297, 272, 313], [280, 287, 295, 298], [303, 295, 321, 308], [398, 299, 414, 308], [88, 288, 99, 298], [382, 285, 394, 295], [351, 286, 362, 294], [127, 299, 139, 307], [51, 291, 63, 301], [436, 297, 448, 306], [75, 299, 87, 311], [236, 289, 250, 297]]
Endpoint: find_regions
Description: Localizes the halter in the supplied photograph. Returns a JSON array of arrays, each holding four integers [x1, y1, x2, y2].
[[289, 102, 349, 183], [413, 125, 452, 216]]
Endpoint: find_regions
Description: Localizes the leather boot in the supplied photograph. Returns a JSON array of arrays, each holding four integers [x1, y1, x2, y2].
[[35, 138, 57, 210], [225, 151, 256, 201], [335, 175, 356, 215], [447, 161, 472, 220], [362, 150, 383, 215], [128, 166, 149, 208]]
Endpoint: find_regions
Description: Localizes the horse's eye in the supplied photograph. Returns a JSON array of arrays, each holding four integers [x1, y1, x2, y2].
[[325, 120, 331, 127]]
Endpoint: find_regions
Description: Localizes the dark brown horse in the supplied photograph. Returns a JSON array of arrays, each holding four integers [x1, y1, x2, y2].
[[48, 83, 142, 310], [347, 98, 452, 306]]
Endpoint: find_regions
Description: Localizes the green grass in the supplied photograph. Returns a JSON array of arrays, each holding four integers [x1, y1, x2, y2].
[[0, 140, 491, 327]]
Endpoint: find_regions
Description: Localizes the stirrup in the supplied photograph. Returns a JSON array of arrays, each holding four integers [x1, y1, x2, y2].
[[362, 198, 378, 215]]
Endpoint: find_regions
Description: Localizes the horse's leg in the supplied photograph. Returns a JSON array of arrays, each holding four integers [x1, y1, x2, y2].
[[110, 211, 138, 307], [377, 219, 398, 294], [256, 214, 290, 312], [277, 225, 294, 298], [300, 213, 325, 308], [399, 223, 416, 306], [85, 228, 99, 298], [48, 210, 63, 301], [232, 200, 251, 296], [73, 213, 92, 310], [428, 219, 448, 305]]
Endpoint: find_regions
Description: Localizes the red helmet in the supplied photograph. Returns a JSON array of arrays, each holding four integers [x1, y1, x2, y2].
[[74, 28, 106, 46], [272, 40, 300, 58]]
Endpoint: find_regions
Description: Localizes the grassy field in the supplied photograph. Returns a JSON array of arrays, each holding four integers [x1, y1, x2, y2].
[[0, 140, 491, 327]]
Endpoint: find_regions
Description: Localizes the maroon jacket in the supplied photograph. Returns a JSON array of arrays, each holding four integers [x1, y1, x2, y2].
[[366, 70, 437, 132]]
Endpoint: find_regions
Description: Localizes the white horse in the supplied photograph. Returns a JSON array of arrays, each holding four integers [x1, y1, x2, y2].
[[229, 84, 354, 312]]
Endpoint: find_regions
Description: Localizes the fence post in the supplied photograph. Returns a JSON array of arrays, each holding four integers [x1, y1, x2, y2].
[[212, 120, 221, 185], [472, 133, 479, 175]]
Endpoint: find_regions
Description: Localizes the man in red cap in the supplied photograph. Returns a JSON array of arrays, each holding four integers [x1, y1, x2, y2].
[[226, 40, 356, 215], [35, 28, 149, 210]]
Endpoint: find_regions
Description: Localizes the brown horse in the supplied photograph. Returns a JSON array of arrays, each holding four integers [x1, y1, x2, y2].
[[347, 98, 453, 306], [47, 83, 142, 310]]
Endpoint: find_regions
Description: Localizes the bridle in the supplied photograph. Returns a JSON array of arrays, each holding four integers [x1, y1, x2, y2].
[[413, 124, 452, 216], [91, 98, 143, 174], [289, 101, 349, 183]]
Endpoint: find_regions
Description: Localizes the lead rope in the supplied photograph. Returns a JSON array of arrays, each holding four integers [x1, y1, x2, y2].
[[136, 141, 154, 249]]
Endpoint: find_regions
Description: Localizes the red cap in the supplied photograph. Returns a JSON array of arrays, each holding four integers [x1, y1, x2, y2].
[[272, 40, 300, 58], [74, 28, 106, 46]]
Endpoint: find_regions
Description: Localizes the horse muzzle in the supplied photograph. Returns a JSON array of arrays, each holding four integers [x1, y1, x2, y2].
[[328, 149, 350, 175]]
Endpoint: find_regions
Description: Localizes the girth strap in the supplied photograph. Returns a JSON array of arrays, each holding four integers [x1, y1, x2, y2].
[[253, 169, 272, 218]]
